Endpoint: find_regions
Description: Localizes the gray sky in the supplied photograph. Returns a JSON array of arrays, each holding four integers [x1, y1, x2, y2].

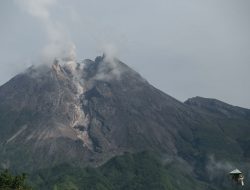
[[0, 0, 250, 108]]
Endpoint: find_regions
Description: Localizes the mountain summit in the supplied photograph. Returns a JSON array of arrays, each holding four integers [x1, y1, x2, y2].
[[0, 56, 250, 189]]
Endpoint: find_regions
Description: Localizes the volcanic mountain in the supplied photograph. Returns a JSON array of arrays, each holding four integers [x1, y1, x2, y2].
[[0, 55, 249, 189]]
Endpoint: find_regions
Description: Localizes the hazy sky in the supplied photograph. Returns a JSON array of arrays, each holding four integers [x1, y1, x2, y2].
[[0, 0, 249, 108]]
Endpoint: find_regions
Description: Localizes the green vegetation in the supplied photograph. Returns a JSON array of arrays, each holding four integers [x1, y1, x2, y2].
[[29, 151, 212, 190], [0, 169, 32, 190]]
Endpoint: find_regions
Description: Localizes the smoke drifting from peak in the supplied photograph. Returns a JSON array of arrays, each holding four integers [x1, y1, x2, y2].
[[94, 59, 123, 82], [15, 0, 76, 64], [15, 0, 56, 20], [91, 43, 124, 81], [100, 43, 119, 63], [43, 42, 76, 65]]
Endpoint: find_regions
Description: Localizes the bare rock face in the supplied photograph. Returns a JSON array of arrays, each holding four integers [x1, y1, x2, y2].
[[0, 55, 250, 177]]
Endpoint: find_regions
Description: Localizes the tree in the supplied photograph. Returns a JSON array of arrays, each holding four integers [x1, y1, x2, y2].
[[0, 169, 32, 190]]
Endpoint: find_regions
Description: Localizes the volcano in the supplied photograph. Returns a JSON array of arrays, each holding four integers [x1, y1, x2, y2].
[[0, 55, 250, 189]]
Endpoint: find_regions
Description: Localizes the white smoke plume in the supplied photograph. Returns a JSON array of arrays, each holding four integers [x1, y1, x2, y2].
[[99, 43, 118, 63], [94, 60, 124, 81], [94, 43, 125, 81], [15, 0, 76, 65]]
